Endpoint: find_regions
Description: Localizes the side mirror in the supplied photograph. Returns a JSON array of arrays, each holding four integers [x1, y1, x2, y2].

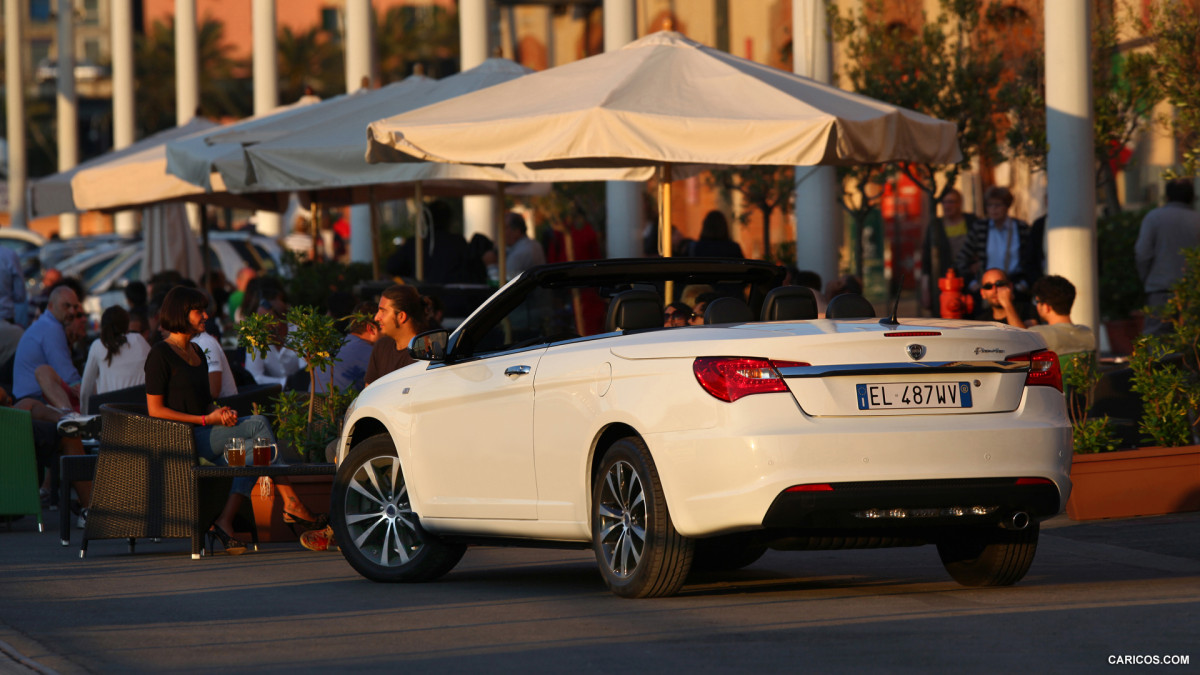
[[409, 329, 448, 362]]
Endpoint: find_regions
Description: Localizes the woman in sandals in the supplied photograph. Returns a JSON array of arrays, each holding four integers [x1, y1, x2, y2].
[[145, 286, 324, 554]]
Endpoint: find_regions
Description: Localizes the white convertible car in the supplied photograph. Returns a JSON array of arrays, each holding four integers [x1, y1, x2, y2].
[[332, 259, 1072, 598]]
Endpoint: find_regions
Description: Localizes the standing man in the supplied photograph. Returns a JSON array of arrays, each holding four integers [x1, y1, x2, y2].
[[13, 285, 83, 402], [492, 212, 546, 279], [955, 186, 1043, 300], [364, 285, 427, 387], [1135, 178, 1200, 335], [1027, 275, 1095, 356], [921, 187, 975, 313]]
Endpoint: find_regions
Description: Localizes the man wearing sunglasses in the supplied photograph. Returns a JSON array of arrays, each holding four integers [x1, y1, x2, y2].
[[976, 268, 1028, 328]]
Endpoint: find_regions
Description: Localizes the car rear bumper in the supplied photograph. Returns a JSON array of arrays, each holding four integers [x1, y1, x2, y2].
[[646, 387, 1072, 537]]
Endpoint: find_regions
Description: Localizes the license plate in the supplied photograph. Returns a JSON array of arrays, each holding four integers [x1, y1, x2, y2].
[[856, 382, 972, 410]]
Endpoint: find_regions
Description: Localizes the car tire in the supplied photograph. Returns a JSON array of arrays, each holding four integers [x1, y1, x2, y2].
[[592, 436, 693, 598], [332, 434, 465, 583], [691, 532, 769, 572], [937, 522, 1039, 587]]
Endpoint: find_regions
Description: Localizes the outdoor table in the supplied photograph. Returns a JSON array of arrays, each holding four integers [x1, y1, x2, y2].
[[190, 463, 337, 559]]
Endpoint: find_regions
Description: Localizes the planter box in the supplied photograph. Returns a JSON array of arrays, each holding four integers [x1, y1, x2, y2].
[[1067, 445, 1200, 521], [235, 474, 333, 542]]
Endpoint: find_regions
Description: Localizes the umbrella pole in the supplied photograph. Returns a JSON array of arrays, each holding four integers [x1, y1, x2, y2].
[[658, 163, 674, 303], [311, 202, 322, 262], [414, 181, 424, 282], [369, 185, 381, 280], [200, 204, 211, 290], [496, 183, 507, 284]]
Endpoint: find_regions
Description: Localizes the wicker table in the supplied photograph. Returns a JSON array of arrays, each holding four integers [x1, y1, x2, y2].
[[190, 463, 337, 559]]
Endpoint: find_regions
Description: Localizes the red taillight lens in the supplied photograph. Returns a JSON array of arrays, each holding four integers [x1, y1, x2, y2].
[[1015, 477, 1053, 486], [1010, 350, 1062, 392], [785, 483, 834, 492], [693, 357, 803, 402]]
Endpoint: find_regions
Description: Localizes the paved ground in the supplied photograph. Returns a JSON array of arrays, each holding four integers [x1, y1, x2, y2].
[[1, 509, 1197, 674]]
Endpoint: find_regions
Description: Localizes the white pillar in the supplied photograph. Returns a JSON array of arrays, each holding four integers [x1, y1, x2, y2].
[[460, 0, 496, 245], [111, 0, 137, 235], [175, 0, 198, 124], [604, 0, 642, 258], [792, 0, 839, 284], [56, 0, 79, 237], [252, 0, 281, 236], [345, 0, 373, 262], [1045, 1, 1098, 333], [4, 0, 27, 229]]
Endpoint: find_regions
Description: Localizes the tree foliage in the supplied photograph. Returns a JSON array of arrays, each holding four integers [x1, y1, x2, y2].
[[277, 26, 344, 102], [376, 4, 460, 82], [830, 0, 1006, 204], [135, 18, 248, 135], [1145, 0, 1200, 177], [1001, 9, 1159, 212], [707, 166, 795, 261]]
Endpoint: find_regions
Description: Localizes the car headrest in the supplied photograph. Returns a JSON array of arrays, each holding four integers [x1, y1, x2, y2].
[[825, 293, 876, 319], [605, 290, 662, 332], [761, 286, 818, 321], [704, 297, 755, 324]]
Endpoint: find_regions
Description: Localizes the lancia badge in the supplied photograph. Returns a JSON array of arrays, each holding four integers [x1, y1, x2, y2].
[[906, 344, 926, 361]]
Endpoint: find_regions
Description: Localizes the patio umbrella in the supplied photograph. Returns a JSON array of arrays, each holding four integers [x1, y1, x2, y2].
[[234, 58, 650, 281], [365, 30, 962, 286]]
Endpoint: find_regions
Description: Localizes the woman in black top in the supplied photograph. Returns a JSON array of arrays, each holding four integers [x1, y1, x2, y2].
[[146, 286, 322, 554]]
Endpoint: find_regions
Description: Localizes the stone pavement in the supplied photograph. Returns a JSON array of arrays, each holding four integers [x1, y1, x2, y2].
[[1, 508, 1197, 673]]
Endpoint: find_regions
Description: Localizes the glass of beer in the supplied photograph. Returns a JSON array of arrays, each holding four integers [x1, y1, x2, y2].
[[252, 437, 278, 467], [223, 438, 246, 467]]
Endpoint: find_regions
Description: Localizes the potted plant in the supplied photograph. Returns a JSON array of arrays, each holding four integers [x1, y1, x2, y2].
[[1066, 246, 1200, 520]]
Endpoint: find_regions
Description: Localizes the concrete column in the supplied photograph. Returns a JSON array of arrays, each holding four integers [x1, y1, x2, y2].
[[252, 0, 281, 236], [4, 0, 27, 229], [111, 0, 137, 235], [175, 0, 198, 124], [1044, 1, 1098, 333], [460, 0, 496, 245], [792, 0, 839, 285], [345, 0, 373, 262], [604, 0, 642, 258], [56, 0, 79, 237]]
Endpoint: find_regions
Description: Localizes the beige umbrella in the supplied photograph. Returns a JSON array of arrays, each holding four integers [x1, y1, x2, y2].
[[365, 30, 962, 294]]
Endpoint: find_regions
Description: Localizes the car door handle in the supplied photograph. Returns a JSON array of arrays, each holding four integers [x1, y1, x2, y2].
[[505, 365, 532, 377]]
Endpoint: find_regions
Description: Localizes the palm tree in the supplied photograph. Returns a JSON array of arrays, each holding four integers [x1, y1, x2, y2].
[[277, 26, 344, 102], [136, 18, 248, 135], [376, 4, 459, 83]]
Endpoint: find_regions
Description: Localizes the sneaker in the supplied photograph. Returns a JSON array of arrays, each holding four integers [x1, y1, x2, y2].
[[300, 525, 336, 552], [57, 414, 101, 439], [75, 508, 88, 530]]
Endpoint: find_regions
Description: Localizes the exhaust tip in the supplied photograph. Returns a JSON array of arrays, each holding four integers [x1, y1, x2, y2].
[[1004, 511, 1031, 530]]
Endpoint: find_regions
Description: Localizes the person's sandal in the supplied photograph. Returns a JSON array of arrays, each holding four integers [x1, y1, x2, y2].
[[300, 525, 336, 552], [207, 524, 247, 555], [282, 511, 329, 536]]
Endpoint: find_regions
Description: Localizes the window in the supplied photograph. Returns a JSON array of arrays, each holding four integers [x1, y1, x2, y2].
[[29, 0, 51, 22], [82, 0, 99, 25], [84, 39, 100, 64]]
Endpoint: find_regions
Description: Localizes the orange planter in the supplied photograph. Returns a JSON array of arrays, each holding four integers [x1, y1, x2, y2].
[[1067, 445, 1200, 521], [234, 475, 334, 542]]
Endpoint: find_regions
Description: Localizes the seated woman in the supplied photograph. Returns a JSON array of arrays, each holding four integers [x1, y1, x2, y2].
[[80, 305, 152, 414], [145, 286, 324, 555]]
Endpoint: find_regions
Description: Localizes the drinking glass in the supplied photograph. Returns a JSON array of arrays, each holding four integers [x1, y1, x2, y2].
[[252, 437, 278, 467], [223, 438, 246, 467]]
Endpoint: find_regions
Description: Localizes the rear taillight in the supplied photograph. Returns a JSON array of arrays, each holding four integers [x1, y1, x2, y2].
[[1009, 350, 1062, 392], [693, 357, 806, 402]]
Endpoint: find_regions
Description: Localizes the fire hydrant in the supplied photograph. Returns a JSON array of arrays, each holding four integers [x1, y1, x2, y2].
[[938, 269, 974, 319]]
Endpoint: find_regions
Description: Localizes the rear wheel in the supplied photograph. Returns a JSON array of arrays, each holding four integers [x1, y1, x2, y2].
[[937, 523, 1039, 587], [332, 435, 465, 583], [592, 437, 693, 598]]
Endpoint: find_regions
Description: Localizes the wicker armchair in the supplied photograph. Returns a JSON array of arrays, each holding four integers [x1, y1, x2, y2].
[[80, 403, 255, 559], [85, 384, 147, 415]]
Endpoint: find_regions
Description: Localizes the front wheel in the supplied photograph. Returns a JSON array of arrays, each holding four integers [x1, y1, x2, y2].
[[937, 522, 1039, 587], [592, 437, 693, 598], [332, 434, 465, 583]]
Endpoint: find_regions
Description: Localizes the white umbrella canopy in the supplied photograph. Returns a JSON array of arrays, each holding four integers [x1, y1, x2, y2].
[[29, 118, 222, 218], [365, 30, 962, 171], [239, 58, 653, 196], [67, 121, 288, 214], [165, 93, 329, 191]]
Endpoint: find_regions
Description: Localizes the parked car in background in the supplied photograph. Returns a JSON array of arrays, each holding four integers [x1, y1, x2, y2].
[[331, 258, 1072, 598], [0, 228, 46, 279]]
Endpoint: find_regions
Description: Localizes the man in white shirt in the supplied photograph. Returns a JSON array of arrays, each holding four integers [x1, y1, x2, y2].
[[192, 330, 238, 398]]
